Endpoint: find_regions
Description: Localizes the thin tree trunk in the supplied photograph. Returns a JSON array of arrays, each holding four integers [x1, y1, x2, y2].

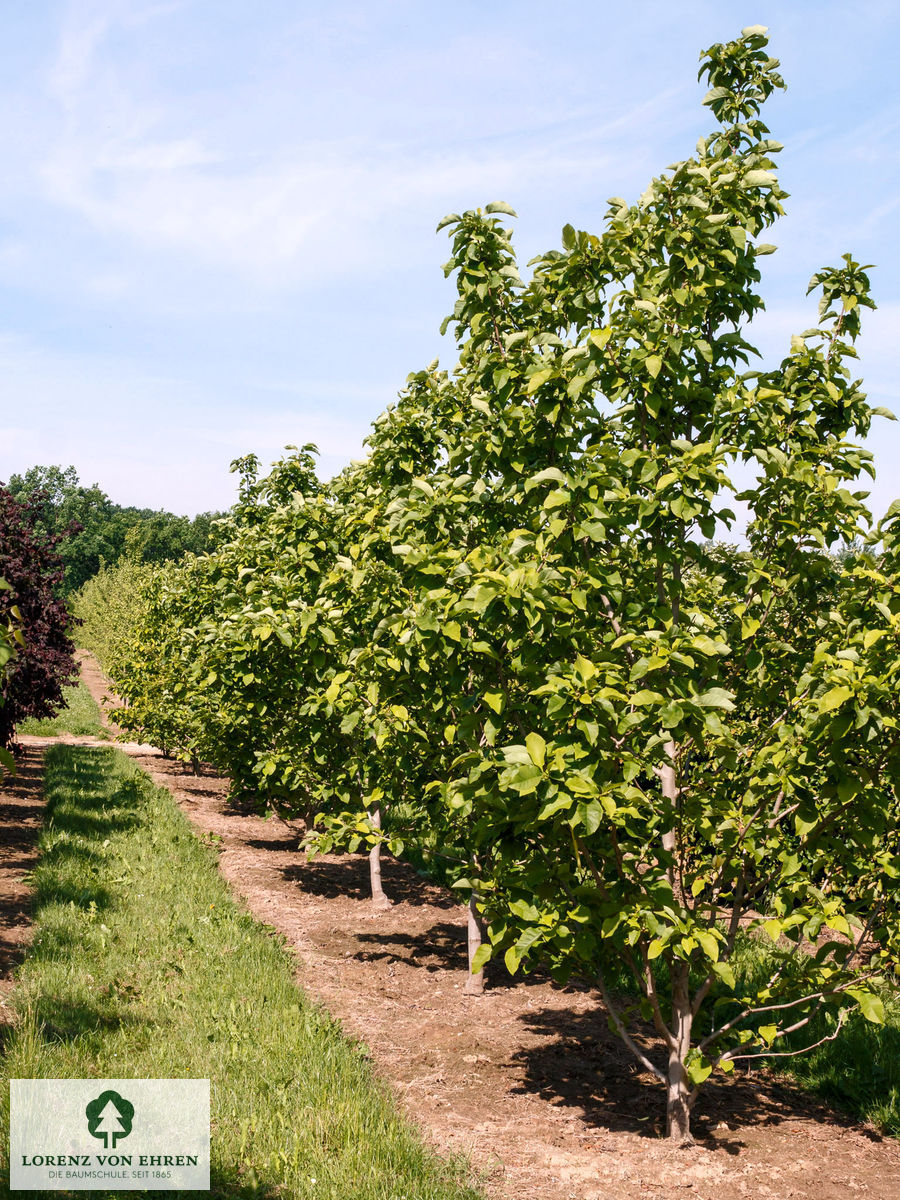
[[368, 804, 392, 911], [660, 738, 678, 888], [464, 891, 486, 996], [667, 965, 694, 1143]]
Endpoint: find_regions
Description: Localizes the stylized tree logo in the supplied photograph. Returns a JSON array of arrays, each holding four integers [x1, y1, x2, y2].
[[85, 1090, 134, 1149]]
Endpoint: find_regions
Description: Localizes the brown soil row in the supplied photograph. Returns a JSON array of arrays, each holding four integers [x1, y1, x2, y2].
[[2, 655, 898, 1199], [0, 744, 45, 1030]]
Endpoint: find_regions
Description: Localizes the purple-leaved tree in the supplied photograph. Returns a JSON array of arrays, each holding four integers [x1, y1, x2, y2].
[[0, 486, 78, 747]]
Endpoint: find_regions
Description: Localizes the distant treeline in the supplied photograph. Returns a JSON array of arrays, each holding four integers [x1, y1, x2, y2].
[[3, 465, 224, 594]]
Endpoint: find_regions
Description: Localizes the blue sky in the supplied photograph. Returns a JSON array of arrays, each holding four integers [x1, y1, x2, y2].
[[0, 0, 897, 518]]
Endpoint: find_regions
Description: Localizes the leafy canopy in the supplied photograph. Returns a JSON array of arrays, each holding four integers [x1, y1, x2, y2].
[[99, 26, 899, 1142]]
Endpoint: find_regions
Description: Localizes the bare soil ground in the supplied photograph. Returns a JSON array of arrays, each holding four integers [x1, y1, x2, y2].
[[0, 743, 45, 1032], [2, 653, 899, 1199]]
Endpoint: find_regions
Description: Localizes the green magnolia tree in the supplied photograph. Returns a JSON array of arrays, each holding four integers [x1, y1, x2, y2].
[[304, 366, 493, 920], [107, 452, 316, 766], [371, 26, 900, 1139], [72, 553, 155, 675], [94, 25, 899, 1141]]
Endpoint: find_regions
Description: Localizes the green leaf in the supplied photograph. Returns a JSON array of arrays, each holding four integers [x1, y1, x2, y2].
[[525, 732, 547, 768], [743, 169, 777, 188], [696, 687, 736, 711], [526, 467, 568, 489], [631, 689, 664, 706], [526, 368, 554, 394], [695, 930, 719, 961], [485, 201, 518, 217], [819, 686, 853, 713], [483, 691, 504, 714], [504, 945, 522, 974], [848, 989, 885, 1025], [435, 213, 461, 231], [685, 1056, 713, 1086], [470, 943, 493, 973], [537, 795, 573, 820], [645, 355, 662, 380], [740, 616, 760, 639], [758, 1024, 778, 1046], [710, 961, 735, 988]]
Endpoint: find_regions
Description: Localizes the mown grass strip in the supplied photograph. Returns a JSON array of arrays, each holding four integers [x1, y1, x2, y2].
[[0, 745, 484, 1200], [17, 682, 107, 738]]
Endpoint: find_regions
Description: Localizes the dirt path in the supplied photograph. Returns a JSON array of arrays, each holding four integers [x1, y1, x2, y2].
[[76, 648, 127, 736], [0, 744, 45, 1029], [6, 654, 899, 1200]]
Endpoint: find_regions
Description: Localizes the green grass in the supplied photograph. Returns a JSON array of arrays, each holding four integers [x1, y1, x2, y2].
[[727, 935, 900, 1135], [0, 745, 484, 1200], [17, 681, 106, 737], [775, 992, 900, 1133]]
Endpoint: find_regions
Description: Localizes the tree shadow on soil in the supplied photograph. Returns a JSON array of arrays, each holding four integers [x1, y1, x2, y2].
[[281, 854, 459, 909], [512, 1002, 872, 1145], [245, 835, 298, 852], [352, 922, 470, 972], [350, 924, 555, 992]]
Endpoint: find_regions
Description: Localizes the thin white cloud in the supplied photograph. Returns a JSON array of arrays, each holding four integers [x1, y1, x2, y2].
[[36, 2, 683, 288], [0, 331, 380, 511]]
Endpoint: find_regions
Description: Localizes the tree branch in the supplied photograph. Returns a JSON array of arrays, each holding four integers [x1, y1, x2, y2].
[[720, 1011, 847, 1064], [597, 970, 666, 1083]]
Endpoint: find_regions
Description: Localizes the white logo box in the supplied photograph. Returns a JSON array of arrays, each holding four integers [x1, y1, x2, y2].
[[10, 1079, 210, 1191]]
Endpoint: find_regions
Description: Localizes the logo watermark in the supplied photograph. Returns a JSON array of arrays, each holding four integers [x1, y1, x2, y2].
[[86, 1090, 134, 1150], [10, 1079, 209, 1191]]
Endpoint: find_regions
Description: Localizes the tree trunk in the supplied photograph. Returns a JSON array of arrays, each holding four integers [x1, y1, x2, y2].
[[667, 966, 694, 1143], [660, 739, 679, 890], [666, 1059, 692, 1143], [464, 891, 486, 996], [368, 804, 392, 911]]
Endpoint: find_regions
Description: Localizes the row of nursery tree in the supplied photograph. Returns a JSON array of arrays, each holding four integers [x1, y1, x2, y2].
[[77, 29, 900, 1143], [5, 464, 223, 594], [0, 465, 219, 752]]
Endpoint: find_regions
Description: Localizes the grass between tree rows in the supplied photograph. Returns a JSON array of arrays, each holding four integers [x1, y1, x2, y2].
[[17, 681, 107, 738], [0, 744, 484, 1200]]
